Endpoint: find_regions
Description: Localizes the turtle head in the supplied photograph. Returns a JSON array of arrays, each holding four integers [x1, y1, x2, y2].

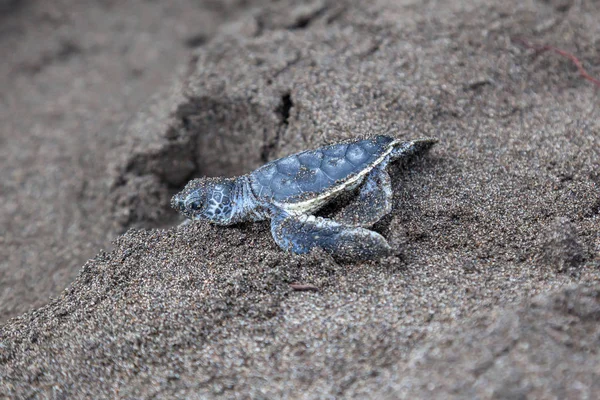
[[171, 177, 237, 225]]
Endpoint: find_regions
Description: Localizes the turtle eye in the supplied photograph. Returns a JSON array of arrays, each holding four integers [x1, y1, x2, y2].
[[189, 201, 202, 211]]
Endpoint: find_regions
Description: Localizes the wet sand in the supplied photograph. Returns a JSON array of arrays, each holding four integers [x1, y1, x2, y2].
[[1, 0, 599, 398]]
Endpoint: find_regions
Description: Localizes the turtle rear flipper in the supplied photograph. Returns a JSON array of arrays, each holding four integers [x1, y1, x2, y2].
[[391, 138, 438, 161], [334, 165, 393, 227], [270, 209, 391, 260]]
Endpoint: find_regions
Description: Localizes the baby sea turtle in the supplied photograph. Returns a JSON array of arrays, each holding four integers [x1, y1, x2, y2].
[[172, 135, 436, 260]]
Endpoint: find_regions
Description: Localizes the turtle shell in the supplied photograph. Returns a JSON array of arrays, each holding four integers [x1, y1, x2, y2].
[[249, 135, 396, 213]]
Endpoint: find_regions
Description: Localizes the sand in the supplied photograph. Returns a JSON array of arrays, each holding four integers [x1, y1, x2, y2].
[[1, 0, 599, 398]]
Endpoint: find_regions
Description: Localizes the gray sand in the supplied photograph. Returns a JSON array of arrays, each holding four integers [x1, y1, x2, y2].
[[0, 0, 271, 324], [2, 0, 599, 398]]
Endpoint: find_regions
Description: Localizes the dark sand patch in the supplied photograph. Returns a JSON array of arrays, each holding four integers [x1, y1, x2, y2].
[[1, 0, 600, 397]]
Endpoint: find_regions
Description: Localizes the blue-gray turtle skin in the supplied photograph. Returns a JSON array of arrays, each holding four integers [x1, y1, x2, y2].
[[172, 135, 437, 260], [249, 135, 395, 205]]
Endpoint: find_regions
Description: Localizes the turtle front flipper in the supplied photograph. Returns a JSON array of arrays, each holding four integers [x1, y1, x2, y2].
[[334, 165, 393, 227], [270, 209, 391, 260]]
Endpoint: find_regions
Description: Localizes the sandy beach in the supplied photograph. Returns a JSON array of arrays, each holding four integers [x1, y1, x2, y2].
[[1, 0, 599, 398]]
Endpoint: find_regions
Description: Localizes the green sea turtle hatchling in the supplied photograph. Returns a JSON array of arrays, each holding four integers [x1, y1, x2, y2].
[[172, 135, 437, 259]]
